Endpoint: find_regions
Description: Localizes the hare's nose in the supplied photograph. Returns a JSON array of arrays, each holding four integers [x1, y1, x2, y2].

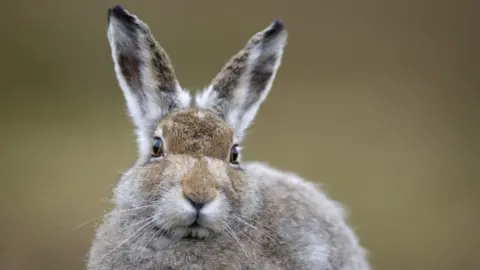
[[185, 197, 207, 211]]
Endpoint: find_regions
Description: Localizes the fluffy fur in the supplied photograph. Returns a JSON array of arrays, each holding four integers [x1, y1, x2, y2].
[[88, 5, 370, 270]]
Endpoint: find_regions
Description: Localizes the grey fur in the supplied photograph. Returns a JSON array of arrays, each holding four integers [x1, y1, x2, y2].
[[88, 162, 369, 270], [88, 5, 370, 270]]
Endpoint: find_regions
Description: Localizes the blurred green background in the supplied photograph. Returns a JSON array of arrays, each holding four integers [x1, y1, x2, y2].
[[0, 1, 478, 269]]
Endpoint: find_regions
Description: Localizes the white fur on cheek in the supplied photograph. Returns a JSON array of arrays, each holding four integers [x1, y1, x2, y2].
[[199, 196, 222, 222], [198, 194, 229, 235], [155, 186, 196, 228]]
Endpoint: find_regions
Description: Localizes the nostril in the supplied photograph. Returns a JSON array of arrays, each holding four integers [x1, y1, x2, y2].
[[186, 197, 205, 211]]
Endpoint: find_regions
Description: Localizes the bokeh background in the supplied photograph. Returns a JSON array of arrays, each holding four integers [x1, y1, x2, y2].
[[1, 1, 478, 269]]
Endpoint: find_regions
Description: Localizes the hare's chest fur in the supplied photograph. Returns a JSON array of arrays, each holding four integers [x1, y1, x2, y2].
[[123, 235, 291, 270]]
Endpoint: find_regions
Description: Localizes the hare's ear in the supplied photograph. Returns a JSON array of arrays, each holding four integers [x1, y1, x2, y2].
[[196, 20, 287, 141], [107, 6, 190, 155]]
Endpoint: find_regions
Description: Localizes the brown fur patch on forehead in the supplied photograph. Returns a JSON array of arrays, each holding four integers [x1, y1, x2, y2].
[[159, 109, 234, 159]]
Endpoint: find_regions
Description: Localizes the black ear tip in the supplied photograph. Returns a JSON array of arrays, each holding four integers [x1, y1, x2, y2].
[[108, 5, 134, 24], [108, 5, 123, 19], [110, 5, 125, 14], [265, 19, 285, 38], [272, 19, 284, 29]]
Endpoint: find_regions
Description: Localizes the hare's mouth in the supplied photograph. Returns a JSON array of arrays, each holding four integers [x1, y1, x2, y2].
[[188, 221, 201, 228], [153, 224, 215, 240], [183, 226, 214, 240]]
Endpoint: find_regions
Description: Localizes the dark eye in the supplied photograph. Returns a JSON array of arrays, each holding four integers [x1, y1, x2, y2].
[[230, 144, 240, 164], [151, 137, 164, 157]]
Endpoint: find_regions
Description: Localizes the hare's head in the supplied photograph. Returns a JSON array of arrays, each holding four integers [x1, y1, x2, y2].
[[107, 5, 286, 239]]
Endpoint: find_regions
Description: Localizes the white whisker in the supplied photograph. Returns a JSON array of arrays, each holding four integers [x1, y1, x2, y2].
[[75, 203, 160, 232], [233, 215, 280, 243], [99, 217, 156, 262], [222, 223, 255, 267], [72, 215, 104, 231], [145, 219, 172, 247], [227, 221, 263, 254]]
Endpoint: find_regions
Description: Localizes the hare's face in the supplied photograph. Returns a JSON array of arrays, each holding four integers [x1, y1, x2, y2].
[[107, 5, 286, 239], [118, 109, 248, 239]]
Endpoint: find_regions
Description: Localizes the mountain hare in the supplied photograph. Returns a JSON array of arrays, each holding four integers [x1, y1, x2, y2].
[[88, 5, 370, 270]]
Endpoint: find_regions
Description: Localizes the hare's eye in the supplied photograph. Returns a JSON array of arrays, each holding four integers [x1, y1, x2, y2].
[[151, 137, 164, 157], [230, 144, 240, 164]]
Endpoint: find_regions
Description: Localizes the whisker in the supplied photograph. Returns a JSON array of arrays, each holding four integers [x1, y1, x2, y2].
[[72, 215, 105, 231], [113, 216, 158, 235], [145, 219, 172, 247], [236, 215, 277, 233], [232, 215, 280, 243], [75, 203, 164, 232], [145, 227, 161, 247], [222, 223, 254, 266], [115, 204, 159, 214], [227, 221, 263, 254], [99, 217, 156, 262]]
